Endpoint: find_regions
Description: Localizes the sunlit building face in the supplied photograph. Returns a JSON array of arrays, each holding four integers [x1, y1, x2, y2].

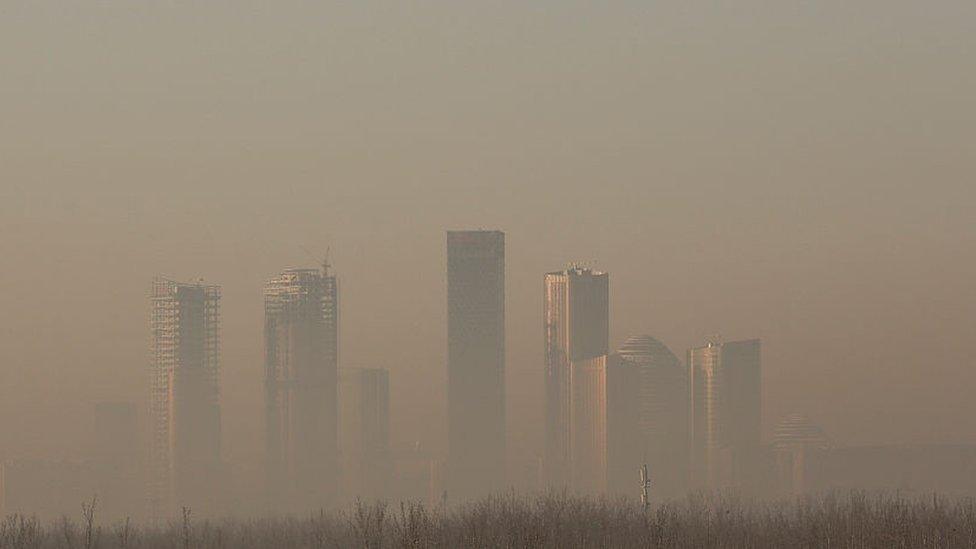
[[544, 267, 609, 494]]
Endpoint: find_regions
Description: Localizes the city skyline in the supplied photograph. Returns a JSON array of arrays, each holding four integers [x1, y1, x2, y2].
[[0, 229, 969, 519], [132, 254, 767, 510], [5, 1, 973, 471], [138, 258, 764, 509], [1, 2, 973, 540]]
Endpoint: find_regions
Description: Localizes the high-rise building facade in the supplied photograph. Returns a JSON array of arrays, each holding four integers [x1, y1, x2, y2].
[[544, 267, 609, 493], [149, 278, 221, 517], [446, 230, 506, 499], [688, 338, 761, 490], [607, 336, 687, 496], [339, 367, 391, 501], [264, 266, 339, 509]]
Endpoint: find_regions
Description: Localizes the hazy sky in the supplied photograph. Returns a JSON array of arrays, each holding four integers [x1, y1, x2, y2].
[[1, 1, 974, 470]]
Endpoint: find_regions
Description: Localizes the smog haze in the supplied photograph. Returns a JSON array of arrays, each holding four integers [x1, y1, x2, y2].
[[1, 0, 974, 517]]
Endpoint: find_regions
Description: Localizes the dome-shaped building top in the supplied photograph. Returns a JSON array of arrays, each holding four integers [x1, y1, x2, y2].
[[607, 335, 687, 496], [617, 335, 682, 367], [773, 413, 829, 451]]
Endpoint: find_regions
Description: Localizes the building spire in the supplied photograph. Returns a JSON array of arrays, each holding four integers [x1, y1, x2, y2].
[[322, 246, 333, 276]]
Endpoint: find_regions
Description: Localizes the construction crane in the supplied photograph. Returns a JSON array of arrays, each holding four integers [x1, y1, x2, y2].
[[299, 245, 332, 275]]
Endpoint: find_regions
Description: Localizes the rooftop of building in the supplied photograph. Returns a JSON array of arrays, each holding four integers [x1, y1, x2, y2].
[[689, 337, 761, 350], [283, 266, 322, 272], [544, 264, 608, 277], [617, 335, 681, 364], [773, 413, 830, 450]]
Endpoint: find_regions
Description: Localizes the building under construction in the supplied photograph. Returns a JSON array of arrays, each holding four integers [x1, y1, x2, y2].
[[149, 277, 222, 518], [264, 265, 339, 510]]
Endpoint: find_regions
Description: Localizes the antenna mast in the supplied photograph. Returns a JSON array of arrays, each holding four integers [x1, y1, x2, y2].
[[322, 246, 332, 276], [639, 464, 651, 511]]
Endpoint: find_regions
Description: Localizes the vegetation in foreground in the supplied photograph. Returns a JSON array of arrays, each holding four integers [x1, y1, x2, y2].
[[2, 491, 975, 548]]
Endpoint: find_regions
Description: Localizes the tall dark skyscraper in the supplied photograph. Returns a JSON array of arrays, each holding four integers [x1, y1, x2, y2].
[[264, 265, 339, 509], [543, 266, 610, 493], [446, 230, 506, 499], [149, 278, 222, 517], [688, 338, 761, 490]]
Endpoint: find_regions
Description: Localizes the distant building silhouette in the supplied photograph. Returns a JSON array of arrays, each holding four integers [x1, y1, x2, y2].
[[149, 278, 222, 517], [544, 266, 610, 493], [688, 338, 761, 490], [446, 230, 506, 499], [772, 413, 829, 495], [339, 367, 391, 501], [607, 336, 687, 497], [264, 266, 339, 510]]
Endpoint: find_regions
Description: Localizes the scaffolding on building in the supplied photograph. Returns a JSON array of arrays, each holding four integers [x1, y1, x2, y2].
[[264, 263, 339, 509], [149, 277, 220, 520]]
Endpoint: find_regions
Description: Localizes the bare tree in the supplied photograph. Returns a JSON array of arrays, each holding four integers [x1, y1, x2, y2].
[[180, 507, 191, 549], [81, 496, 98, 549], [112, 517, 131, 549]]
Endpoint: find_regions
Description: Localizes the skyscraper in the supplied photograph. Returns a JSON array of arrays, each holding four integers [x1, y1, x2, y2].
[[543, 266, 609, 493], [688, 338, 761, 490], [264, 265, 339, 509], [339, 367, 391, 501], [149, 278, 221, 517], [446, 230, 506, 499], [607, 336, 687, 496]]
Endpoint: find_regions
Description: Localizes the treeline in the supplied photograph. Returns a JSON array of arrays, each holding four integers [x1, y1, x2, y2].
[[2, 491, 975, 548]]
